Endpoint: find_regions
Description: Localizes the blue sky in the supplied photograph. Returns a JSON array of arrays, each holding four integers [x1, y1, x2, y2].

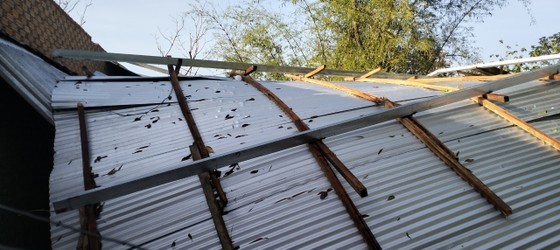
[[67, 0, 559, 76]]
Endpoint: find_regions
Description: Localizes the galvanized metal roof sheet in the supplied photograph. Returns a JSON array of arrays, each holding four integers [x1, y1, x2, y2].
[[48, 74, 560, 249]]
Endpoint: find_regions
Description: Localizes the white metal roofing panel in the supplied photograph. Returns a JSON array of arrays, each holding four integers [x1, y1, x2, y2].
[[220, 145, 366, 249], [333, 80, 441, 102], [496, 80, 560, 121], [49, 73, 560, 249]]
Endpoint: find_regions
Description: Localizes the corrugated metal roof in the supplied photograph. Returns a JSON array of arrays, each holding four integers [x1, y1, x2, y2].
[[48, 74, 560, 249], [0, 38, 66, 123]]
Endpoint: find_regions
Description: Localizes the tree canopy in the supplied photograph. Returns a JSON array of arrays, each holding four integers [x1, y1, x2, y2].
[[173, 0, 531, 76]]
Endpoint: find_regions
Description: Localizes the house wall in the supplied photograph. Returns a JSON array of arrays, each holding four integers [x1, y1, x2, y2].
[[0, 0, 114, 75]]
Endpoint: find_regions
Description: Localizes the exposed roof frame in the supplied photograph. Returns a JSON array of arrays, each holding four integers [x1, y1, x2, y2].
[[51, 58, 560, 214], [428, 53, 560, 76]]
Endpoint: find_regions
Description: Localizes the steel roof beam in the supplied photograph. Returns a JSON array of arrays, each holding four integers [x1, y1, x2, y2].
[[52, 63, 560, 213], [52, 49, 409, 79]]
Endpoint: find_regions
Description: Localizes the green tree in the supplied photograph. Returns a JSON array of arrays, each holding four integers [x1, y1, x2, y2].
[[178, 0, 531, 77], [490, 32, 560, 72]]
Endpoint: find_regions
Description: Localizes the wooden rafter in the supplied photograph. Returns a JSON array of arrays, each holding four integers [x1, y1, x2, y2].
[[52, 62, 560, 213], [290, 74, 513, 216], [368, 76, 560, 152], [352, 77, 509, 102], [475, 97, 560, 151], [234, 72, 379, 249], [76, 102, 101, 250], [168, 65, 234, 250]]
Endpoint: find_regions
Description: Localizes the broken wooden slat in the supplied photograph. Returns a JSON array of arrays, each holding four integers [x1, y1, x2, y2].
[[481, 93, 509, 102], [168, 66, 235, 249], [539, 74, 560, 81], [76, 102, 101, 250], [238, 73, 368, 196], [385, 101, 512, 216], [386, 80, 560, 152], [292, 75, 512, 216], [308, 143, 381, 250], [243, 65, 258, 76], [475, 97, 560, 151], [286, 74, 385, 103], [314, 142, 368, 197], [304, 65, 326, 78], [354, 77, 458, 92], [236, 73, 378, 248], [191, 145, 235, 250], [358, 67, 383, 80]]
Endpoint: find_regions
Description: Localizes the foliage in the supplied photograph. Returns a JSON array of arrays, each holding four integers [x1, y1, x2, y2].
[[170, 0, 531, 78], [490, 32, 560, 72]]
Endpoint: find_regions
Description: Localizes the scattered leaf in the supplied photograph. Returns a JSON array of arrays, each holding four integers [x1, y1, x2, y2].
[[250, 170, 258, 174], [455, 151, 460, 157], [171, 240, 176, 247], [308, 119, 313, 123], [397, 217, 401, 221], [246, 98, 255, 101], [406, 232, 412, 239], [361, 214, 369, 218], [387, 195, 395, 201], [215, 90, 221, 93], [231, 108, 237, 111], [318, 191, 328, 199], [181, 155, 192, 161], [94, 155, 107, 163], [464, 158, 475, 163], [249, 237, 268, 244], [235, 134, 248, 138], [133, 117, 141, 122], [188, 233, 193, 240], [137, 145, 149, 150], [225, 114, 234, 120], [145, 124, 152, 129], [106, 165, 123, 176], [378, 148, 383, 155], [132, 150, 142, 154], [242, 124, 250, 128]]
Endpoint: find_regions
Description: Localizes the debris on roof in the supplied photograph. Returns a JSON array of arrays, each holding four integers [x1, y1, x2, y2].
[[41, 49, 560, 249]]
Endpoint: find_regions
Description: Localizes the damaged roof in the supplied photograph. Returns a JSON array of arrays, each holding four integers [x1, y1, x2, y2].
[[47, 67, 560, 249]]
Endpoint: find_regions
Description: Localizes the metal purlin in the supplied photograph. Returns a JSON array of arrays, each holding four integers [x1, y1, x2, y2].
[[232, 69, 381, 250], [167, 64, 235, 250]]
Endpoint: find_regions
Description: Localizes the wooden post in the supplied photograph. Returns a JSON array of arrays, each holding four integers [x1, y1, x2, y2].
[[77, 102, 101, 250], [168, 66, 235, 250]]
